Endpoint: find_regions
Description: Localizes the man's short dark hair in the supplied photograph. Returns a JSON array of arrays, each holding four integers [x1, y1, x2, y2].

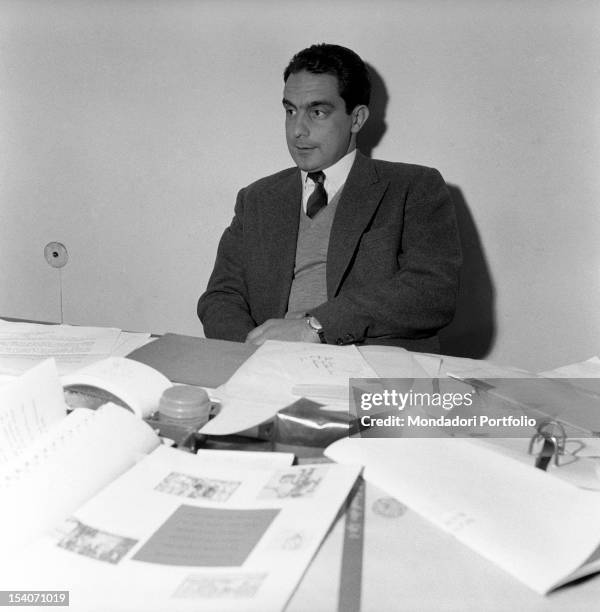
[[283, 43, 371, 114]]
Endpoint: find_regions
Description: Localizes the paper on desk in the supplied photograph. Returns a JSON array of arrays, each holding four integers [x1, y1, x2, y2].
[[0, 402, 160, 555], [221, 340, 379, 401], [410, 352, 534, 379], [292, 478, 588, 612], [0, 320, 121, 355], [201, 341, 378, 435], [416, 354, 600, 485], [468, 436, 600, 490], [540, 356, 600, 378], [0, 373, 17, 386], [0, 320, 123, 375], [359, 344, 431, 378], [0, 359, 66, 464], [61, 357, 172, 418], [326, 437, 600, 594], [539, 356, 600, 399], [195, 448, 294, 469], [5, 445, 361, 612], [110, 331, 153, 357], [200, 396, 284, 436]]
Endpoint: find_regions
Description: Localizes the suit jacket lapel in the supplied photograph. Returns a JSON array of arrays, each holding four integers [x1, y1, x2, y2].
[[327, 152, 389, 297], [261, 170, 301, 315]]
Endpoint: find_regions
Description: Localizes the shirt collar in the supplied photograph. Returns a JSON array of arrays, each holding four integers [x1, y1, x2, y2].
[[301, 148, 357, 202]]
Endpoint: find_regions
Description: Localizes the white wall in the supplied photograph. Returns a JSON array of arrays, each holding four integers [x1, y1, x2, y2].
[[1, 0, 598, 371]]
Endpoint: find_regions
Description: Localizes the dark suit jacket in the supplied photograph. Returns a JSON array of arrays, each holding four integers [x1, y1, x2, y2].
[[198, 151, 461, 352]]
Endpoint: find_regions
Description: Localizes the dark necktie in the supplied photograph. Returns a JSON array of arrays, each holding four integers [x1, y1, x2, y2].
[[306, 171, 328, 218]]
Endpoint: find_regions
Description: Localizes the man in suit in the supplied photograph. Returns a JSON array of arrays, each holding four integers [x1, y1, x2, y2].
[[198, 43, 461, 352]]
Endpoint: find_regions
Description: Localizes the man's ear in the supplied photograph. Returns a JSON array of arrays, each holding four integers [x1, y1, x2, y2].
[[350, 105, 370, 134]]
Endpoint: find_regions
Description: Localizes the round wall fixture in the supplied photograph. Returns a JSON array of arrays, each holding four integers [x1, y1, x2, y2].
[[44, 242, 69, 268]]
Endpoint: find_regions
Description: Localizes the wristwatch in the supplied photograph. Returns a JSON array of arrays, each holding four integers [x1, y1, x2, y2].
[[305, 315, 326, 344]]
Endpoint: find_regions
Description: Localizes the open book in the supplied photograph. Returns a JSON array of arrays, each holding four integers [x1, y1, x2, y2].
[[0, 360, 162, 556], [0, 361, 360, 612], [61, 355, 173, 418]]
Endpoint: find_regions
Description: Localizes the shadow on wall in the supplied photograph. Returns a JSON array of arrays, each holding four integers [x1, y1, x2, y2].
[[439, 186, 496, 358], [359, 63, 388, 156], [360, 64, 496, 358]]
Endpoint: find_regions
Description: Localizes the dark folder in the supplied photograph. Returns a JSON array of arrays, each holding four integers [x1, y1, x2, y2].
[[127, 333, 256, 387]]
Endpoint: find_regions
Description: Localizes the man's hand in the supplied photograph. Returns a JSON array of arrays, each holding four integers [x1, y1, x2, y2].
[[245, 318, 319, 346]]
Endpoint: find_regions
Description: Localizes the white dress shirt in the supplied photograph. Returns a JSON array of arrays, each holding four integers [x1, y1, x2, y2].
[[300, 149, 356, 213]]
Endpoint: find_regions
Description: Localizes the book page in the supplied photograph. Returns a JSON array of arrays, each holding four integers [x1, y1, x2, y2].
[[194, 449, 294, 469], [0, 403, 159, 555], [61, 357, 172, 418], [132, 505, 280, 566], [4, 445, 360, 612], [0, 373, 16, 386], [0, 359, 66, 464], [326, 437, 600, 594]]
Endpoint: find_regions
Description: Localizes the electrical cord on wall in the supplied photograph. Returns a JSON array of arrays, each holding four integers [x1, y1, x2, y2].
[[44, 242, 69, 323]]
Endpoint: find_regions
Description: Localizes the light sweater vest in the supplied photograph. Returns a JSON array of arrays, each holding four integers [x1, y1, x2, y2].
[[286, 189, 343, 315]]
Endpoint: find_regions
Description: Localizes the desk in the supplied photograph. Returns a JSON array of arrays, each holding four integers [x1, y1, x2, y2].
[[290, 478, 600, 612], [129, 334, 600, 611], [3, 322, 599, 610]]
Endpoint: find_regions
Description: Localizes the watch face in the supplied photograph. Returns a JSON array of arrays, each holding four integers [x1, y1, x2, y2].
[[308, 316, 323, 331], [306, 316, 326, 343]]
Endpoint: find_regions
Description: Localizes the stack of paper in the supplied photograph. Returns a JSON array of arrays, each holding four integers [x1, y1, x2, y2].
[[201, 340, 379, 435], [0, 319, 151, 377]]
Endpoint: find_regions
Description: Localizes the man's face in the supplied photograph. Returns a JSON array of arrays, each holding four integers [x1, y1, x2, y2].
[[283, 70, 356, 172]]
